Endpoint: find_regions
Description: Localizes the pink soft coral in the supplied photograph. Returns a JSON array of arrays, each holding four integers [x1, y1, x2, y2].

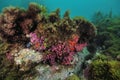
[[75, 43, 87, 52], [29, 32, 46, 51], [30, 32, 39, 43], [43, 42, 75, 65]]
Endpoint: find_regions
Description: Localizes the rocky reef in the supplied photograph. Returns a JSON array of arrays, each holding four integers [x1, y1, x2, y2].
[[0, 3, 96, 80]]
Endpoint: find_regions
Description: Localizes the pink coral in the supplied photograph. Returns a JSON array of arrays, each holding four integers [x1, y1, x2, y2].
[[42, 40, 87, 66], [29, 32, 46, 51], [72, 34, 79, 43], [30, 32, 39, 43], [43, 53, 56, 65], [75, 43, 87, 52], [43, 42, 75, 65], [62, 52, 74, 65], [68, 34, 80, 51]]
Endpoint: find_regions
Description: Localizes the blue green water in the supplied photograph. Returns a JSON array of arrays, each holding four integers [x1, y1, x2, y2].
[[0, 0, 120, 20]]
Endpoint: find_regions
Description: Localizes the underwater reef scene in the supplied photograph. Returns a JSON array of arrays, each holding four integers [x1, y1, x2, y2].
[[0, 2, 120, 80]]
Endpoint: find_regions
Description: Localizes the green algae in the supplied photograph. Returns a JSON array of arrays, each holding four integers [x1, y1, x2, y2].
[[0, 43, 10, 54], [65, 74, 80, 80], [87, 60, 120, 80], [92, 11, 120, 59]]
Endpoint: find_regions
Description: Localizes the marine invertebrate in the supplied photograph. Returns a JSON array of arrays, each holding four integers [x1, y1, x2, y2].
[[68, 34, 87, 52], [42, 53, 56, 65], [30, 32, 39, 43], [42, 40, 87, 66], [68, 34, 79, 51], [42, 42, 75, 65], [75, 43, 87, 52], [29, 32, 46, 51]]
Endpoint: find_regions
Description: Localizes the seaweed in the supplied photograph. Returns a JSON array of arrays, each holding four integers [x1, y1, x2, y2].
[[84, 60, 120, 80], [92, 11, 120, 59], [65, 74, 80, 80]]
